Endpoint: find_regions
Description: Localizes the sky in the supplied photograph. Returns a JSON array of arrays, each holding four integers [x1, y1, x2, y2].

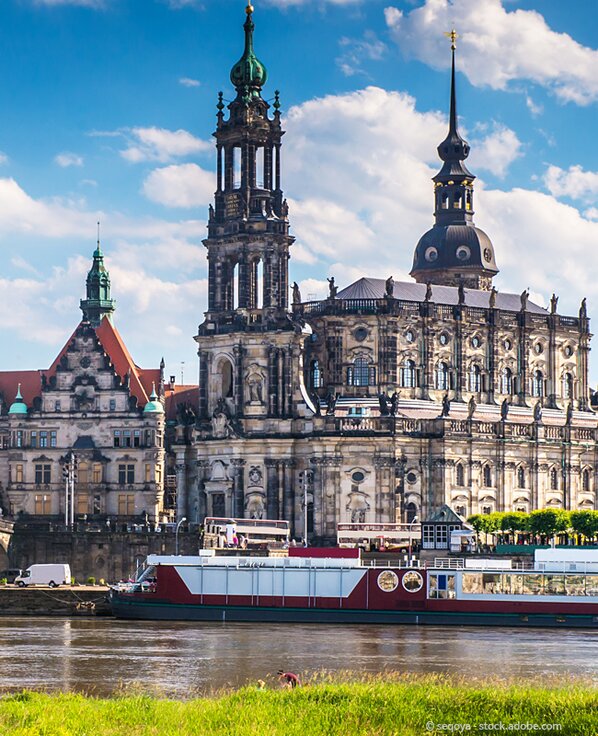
[[0, 0, 597, 389]]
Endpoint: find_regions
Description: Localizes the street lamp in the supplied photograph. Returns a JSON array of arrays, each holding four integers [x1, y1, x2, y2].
[[175, 517, 187, 556], [408, 515, 418, 565]]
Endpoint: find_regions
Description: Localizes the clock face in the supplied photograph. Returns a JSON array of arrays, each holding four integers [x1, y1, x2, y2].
[[80, 357, 91, 369], [483, 248, 492, 262]]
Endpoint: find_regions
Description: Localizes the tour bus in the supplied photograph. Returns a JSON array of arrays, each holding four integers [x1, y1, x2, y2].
[[337, 522, 421, 553], [202, 517, 291, 551]]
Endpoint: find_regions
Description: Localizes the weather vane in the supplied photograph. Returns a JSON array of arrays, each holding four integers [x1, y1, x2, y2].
[[444, 28, 458, 51]]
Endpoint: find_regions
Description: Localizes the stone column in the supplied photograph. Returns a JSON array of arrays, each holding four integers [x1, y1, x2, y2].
[[517, 310, 529, 407], [175, 461, 187, 521], [487, 306, 497, 404], [453, 306, 464, 402], [265, 459, 279, 519], [282, 459, 295, 533], [233, 345, 245, 417], [231, 459, 245, 518], [547, 312, 558, 408]]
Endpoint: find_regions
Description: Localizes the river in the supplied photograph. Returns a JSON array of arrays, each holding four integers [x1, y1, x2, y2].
[[0, 618, 596, 697]]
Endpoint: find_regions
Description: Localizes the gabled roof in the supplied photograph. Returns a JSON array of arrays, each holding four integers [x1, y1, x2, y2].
[[1, 317, 160, 410], [335, 278, 547, 315], [424, 504, 470, 525]]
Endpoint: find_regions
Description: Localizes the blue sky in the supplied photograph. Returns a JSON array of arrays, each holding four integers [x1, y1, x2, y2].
[[0, 0, 597, 388]]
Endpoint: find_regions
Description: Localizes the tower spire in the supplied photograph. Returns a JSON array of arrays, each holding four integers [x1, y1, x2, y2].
[[81, 227, 116, 327], [410, 30, 498, 291], [230, 2, 267, 103]]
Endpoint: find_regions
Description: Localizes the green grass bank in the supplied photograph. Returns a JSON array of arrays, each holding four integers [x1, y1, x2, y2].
[[0, 675, 595, 736]]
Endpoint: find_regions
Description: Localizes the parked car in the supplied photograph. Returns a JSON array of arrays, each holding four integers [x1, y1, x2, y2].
[[14, 564, 71, 588]]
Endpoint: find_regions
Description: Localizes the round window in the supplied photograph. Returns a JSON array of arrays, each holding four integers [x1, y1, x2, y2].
[[351, 471, 365, 483], [402, 570, 424, 593], [406, 330, 415, 343], [471, 335, 481, 349], [483, 248, 492, 262], [564, 345, 573, 358], [377, 571, 399, 593], [406, 471, 417, 485], [534, 343, 544, 355], [354, 327, 368, 342], [439, 333, 449, 346], [425, 247, 438, 263], [456, 245, 471, 261], [504, 339, 512, 351]]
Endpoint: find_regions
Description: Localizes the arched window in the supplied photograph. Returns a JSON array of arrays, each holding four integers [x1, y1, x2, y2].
[[220, 359, 233, 398], [582, 468, 591, 492], [453, 193, 463, 209], [501, 368, 513, 395], [550, 467, 558, 491], [483, 465, 492, 487], [465, 190, 472, 211], [482, 505, 492, 515], [563, 373, 574, 399], [310, 359, 322, 389], [347, 357, 375, 387], [469, 364, 481, 393], [405, 502, 418, 523], [517, 466, 525, 488], [455, 505, 466, 518], [456, 464, 465, 487], [531, 370, 544, 398], [436, 362, 449, 390], [441, 192, 449, 209], [401, 359, 416, 388]]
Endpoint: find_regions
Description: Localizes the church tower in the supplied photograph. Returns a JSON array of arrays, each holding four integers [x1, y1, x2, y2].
[[196, 3, 301, 426], [411, 32, 498, 290], [80, 230, 116, 327]]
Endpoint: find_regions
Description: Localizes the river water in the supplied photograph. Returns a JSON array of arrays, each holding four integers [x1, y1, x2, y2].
[[0, 618, 596, 697]]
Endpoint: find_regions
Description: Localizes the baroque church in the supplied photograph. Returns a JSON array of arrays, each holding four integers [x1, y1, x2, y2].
[[171, 5, 597, 543]]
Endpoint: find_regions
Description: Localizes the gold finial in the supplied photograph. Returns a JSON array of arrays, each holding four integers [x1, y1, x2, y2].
[[246, 2, 254, 14], [444, 28, 458, 51]]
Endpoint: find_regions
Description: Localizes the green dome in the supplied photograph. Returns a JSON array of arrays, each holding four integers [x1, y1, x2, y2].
[[144, 384, 164, 415], [8, 384, 28, 415], [230, 6, 267, 98]]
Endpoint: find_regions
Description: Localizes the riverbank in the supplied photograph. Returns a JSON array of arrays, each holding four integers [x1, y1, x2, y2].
[[0, 675, 595, 736], [0, 586, 110, 616]]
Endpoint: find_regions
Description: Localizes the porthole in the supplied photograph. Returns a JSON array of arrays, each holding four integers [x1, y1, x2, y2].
[[456, 245, 471, 261], [406, 330, 415, 344], [402, 570, 424, 593], [354, 327, 368, 342], [377, 571, 399, 593], [425, 247, 438, 263], [406, 471, 418, 485], [439, 333, 449, 346], [351, 471, 365, 483]]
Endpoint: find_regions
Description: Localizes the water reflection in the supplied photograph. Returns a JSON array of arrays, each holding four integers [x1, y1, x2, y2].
[[0, 618, 595, 697]]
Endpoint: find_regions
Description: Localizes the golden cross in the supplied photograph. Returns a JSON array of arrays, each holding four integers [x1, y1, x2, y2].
[[444, 29, 458, 51]]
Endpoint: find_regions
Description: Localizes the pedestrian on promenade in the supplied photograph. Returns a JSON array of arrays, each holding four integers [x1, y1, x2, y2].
[[277, 670, 300, 689]]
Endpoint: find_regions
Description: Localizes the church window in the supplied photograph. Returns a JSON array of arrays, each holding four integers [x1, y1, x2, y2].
[[405, 502, 418, 523], [347, 357, 375, 387], [582, 468, 591, 493], [564, 345, 573, 358], [517, 466, 525, 488], [310, 360, 322, 389], [501, 368, 513, 395], [220, 359, 234, 399], [454, 193, 463, 209], [550, 468, 558, 491], [455, 505, 466, 518], [504, 339, 512, 351], [531, 370, 544, 398], [534, 342, 544, 355], [232, 146, 242, 188], [354, 327, 368, 342], [468, 365, 481, 393], [441, 192, 449, 209], [436, 362, 449, 390], [563, 373, 574, 399], [456, 464, 465, 487], [483, 465, 492, 487], [405, 330, 415, 343], [466, 191, 472, 210], [255, 146, 265, 188], [482, 505, 492, 515], [456, 245, 470, 261], [425, 247, 438, 262], [471, 335, 481, 349], [401, 360, 416, 389], [439, 332, 449, 346]]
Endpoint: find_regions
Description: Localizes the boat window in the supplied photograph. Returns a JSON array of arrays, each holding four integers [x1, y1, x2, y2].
[[482, 573, 503, 594], [402, 571, 424, 593], [428, 573, 456, 599], [462, 573, 483, 594], [544, 575, 566, 596], [586, 577, 598, 597], [565, 575, 585, 596], [521, 574, 543, 595]]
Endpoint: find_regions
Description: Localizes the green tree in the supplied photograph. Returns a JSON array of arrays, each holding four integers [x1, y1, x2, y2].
[[500, 512, 529, 544], [528, 509, 560, 542], [570, 511, 598, 543]]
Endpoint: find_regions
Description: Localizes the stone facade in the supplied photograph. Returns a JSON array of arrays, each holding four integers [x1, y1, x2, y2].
[[169, 8, 598, 543]]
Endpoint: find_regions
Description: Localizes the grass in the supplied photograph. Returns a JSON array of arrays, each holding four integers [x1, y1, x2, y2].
[[0, 674, 595, 736]]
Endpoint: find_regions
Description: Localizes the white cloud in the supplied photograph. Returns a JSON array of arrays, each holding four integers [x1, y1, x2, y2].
[[337, 31, 387, 77], [469, 124, 522, 178], [179, 77, 201, 88], [385, 1, 598, 105], [142, 163, 214, 208], [525, 95, 543, 117], [120, 127, 211, 163], [55, 152, 84, 168], [544, 165, 598, 204]]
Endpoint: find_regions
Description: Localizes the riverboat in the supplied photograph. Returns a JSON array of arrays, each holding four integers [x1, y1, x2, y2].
[[109, 548, 598, 628]]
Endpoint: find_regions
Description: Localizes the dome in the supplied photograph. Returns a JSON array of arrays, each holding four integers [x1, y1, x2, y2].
[[411, 224, 498, 277], [230, 8, 268, 97], [143, 384, 164, 415], [8, 384, 28, 415]]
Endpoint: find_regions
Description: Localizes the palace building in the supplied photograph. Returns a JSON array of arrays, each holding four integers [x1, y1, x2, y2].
[[170, 5, 597, 542]]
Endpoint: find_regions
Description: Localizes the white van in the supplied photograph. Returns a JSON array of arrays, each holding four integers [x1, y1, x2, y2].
[[15, 564, 71, 588]]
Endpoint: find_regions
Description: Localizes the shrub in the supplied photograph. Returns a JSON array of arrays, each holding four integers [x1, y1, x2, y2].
[[0, 578, 7, 585], [86, 576, 96, 586]]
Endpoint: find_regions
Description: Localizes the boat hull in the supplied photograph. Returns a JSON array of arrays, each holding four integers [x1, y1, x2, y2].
[[110, 594, 598, 628]]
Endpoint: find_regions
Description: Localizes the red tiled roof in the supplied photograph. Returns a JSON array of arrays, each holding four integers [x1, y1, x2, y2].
[[1, 317, 160, 410], [165, 385, 199, 421]]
